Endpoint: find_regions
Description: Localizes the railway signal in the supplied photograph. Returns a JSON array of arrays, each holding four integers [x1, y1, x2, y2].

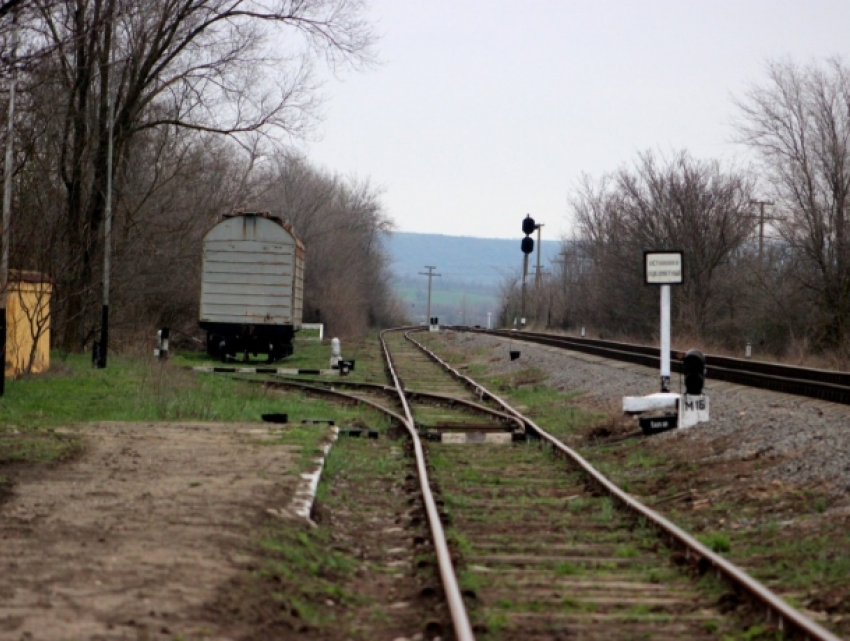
[[520, 215, 536, 321], [683, 349, 706, 395]]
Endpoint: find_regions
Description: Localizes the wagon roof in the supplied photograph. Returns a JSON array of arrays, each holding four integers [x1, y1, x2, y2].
[[222, 210, 281, 223], [220, 211, 304, 250]]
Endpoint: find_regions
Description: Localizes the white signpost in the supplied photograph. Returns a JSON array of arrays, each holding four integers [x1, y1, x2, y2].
[[623, 250, 709, 433], [644, 251, 683, 392]]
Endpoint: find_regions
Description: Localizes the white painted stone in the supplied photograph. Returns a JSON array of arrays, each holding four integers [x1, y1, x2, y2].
[[680, 394, 710, 428], [623, 392, 679, 414], [441, 433, 467, 444]]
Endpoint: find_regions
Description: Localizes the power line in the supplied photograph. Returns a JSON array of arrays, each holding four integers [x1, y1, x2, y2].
[[747, 200, 779, 262], [418, 265, 441, 325]]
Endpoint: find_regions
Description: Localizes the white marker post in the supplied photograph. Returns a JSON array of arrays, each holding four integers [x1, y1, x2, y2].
[[660, 284, 671, 391], [644, 251, 683, 393]]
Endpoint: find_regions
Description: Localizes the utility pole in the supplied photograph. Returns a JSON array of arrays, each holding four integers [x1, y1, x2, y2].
[[748, 200, 776, 263], [0, 15, 18, 396], [521, 252, 529, 321], [98, 80, 115, 368], [532, 265, 548, 281], [419, 265, 440, 327], [534, 223, 545, 289], [553, 248, 569, 291]]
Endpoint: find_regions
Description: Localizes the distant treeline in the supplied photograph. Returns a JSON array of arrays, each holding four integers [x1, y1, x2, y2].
[[0, 1, 407, 362], [504, 57, 850, 362]]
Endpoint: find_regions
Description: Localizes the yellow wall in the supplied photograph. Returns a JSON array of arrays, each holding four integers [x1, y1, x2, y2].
[[6, 279, 52, 378]]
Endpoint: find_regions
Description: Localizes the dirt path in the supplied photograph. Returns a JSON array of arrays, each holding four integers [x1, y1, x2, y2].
[[0, 422, 302, 640]]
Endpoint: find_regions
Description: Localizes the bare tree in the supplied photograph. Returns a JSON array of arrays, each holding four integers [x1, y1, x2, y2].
[[0, 0, 25, 19], [251, 151, 403, 336], [550, 235, 593, 330], [568, 151, 755, 341], [735, 57, 850, 348], [17, 0, 375, 349], [496, 272, 520, 328]]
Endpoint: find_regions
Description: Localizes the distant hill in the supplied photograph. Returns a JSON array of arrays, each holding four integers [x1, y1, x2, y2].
[[383, 232, 561, 325], [385, 232, 561, 287]]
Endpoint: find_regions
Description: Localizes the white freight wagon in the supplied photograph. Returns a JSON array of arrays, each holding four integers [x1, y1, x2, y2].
[[199, 212, 304, 361]]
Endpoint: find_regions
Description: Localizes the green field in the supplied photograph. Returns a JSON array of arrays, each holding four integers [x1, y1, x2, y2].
[[395, 283, 499, 326], [0, 339, 363, 474]]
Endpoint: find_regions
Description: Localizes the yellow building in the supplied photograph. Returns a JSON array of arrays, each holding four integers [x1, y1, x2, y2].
[[5, 271, 52, 378]]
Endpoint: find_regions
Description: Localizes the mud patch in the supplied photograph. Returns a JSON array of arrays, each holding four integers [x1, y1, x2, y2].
[[0, 421, 301, 640]]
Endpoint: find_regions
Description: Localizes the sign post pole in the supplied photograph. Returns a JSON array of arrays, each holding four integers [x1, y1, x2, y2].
[[644, 250, 683, 393], [660, 284, 671, 392], [626, 250, 709, 432]]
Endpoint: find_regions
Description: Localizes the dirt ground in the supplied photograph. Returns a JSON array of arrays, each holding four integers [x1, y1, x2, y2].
[[0, 422, 301, 641]]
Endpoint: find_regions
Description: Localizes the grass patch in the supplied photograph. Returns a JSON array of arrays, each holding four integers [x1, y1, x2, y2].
[[472, 376, 601, 440], [458, 567, 486, 593], [554, 561, 581, 575], [173, 336, 332, 370], [249, 430, 412, 636], [626, 450, 662, 469], [0, 350, 375, 479], [615, 544, 641, 558], [5, 352, 286, 427], [258, 524, 362, 627], [698, 532, 731, 553], [740, 623, 784, 640], [483, 611, 510, 634], [595, 497, 615, 523]]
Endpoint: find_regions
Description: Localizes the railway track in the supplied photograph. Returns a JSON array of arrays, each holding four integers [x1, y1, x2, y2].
[[462, 327, 850, 405], [433, 439, 733, 638], [252, 328, 843, 640]]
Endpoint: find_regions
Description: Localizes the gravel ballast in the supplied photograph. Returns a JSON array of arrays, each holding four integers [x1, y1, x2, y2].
[[442, 331, 850, 498]]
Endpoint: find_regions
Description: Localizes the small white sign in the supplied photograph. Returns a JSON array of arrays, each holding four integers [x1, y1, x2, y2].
[[680, 394, 709, 428], [645, 251, 683, 285]]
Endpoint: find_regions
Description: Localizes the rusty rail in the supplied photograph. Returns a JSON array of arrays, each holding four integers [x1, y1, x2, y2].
[[469, 327, 850, 405], [406, 328, 843, 641], [272, 374, 524, 432], [380, 328, 475, 641]]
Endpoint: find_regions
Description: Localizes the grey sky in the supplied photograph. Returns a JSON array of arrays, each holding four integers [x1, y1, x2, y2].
[[303, 1, 850, 240]]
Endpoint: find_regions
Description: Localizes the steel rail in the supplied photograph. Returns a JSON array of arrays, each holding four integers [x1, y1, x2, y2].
[[402, 390, 525, 432], [380, 328, 475, 641], [522, 329, 850, 387], [471, 327, 850, 405], [273, 375, 524, 432], [406, 330, 542, 427], [263, 377, 522, 433], [273, 377, 398, 394], [406, 329, 843, 641], [258, 378, 409, 426]]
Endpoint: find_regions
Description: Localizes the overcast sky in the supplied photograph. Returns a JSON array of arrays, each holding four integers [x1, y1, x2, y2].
[[302, 0, 850, 240]]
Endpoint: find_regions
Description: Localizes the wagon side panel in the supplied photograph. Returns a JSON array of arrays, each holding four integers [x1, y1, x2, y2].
[[292, 240, 305, 330], [200, 216, 297, 326]]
